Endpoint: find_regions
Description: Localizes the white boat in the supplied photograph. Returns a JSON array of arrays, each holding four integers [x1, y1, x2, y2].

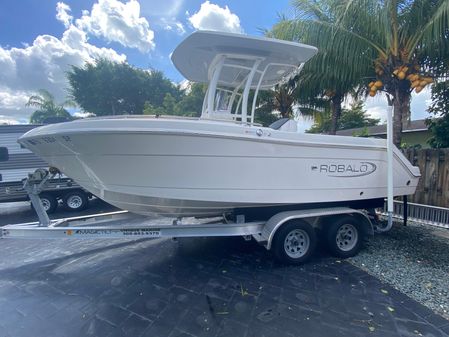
[[19, 31, 420, 218]]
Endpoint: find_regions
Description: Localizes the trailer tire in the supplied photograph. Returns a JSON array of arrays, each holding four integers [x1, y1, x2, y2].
[[325, 215, 363, 258], [62, 190, 88, 211], [272, 220, 316, 264], [36, 193, 58, 214]]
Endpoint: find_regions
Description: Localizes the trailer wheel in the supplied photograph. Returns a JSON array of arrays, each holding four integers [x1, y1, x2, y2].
[[62, 190, 88, 211], [325, 215, 363, 258], [37, 193, 58, 214], [272, 220, 317, 264]]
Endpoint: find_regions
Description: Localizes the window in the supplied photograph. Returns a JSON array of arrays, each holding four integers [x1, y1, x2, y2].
[[0, 147, 9, 162]]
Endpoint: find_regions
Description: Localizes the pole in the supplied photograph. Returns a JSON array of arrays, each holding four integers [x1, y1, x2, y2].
[[403, 195, 408, 226], [387, 104, 394, 228]]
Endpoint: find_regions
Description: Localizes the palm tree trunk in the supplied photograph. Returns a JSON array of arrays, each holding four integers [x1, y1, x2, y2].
[[392, 88, 411, 147], [329, 94, 343, 135], [276, 88, 289, 118]]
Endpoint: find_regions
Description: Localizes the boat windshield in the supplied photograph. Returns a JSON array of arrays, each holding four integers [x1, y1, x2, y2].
[[215, 89, 238, 112], [201, 54, 300, 124]]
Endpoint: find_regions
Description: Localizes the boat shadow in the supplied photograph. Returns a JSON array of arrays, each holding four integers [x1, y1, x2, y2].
[[0, 235, 333, 284]]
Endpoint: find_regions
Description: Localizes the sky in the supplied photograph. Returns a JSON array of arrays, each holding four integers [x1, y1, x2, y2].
[[0, 0, 432, 125]]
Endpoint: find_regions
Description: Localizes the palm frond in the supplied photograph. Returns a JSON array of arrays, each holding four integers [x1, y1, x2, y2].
[[26, 89, 56, 108], [36, 89, 54, 102], [25, 95, 46, 108], [333, 0, 389, 57], [293, 0, 333, 21], [407, 0, 449, 60]]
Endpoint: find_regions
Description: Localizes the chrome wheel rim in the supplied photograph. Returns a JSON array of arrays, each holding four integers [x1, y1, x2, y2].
[[284, 229, 310, 258], [67, 195, 82, 209], [336, 224, 358, 252], [41, 198, 51, 211]]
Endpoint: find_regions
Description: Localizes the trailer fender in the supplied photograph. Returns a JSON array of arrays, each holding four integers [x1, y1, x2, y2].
[[262, 207, 374, 250]]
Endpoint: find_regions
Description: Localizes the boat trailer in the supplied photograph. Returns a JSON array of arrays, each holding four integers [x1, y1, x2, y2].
[[1, 169, 377, 264]]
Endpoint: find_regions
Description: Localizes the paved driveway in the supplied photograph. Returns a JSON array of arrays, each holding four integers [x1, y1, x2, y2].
[[0, 234, 448, 337]]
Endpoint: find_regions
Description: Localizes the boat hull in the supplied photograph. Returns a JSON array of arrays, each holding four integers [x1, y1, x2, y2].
[[19, 117, 420, 217]]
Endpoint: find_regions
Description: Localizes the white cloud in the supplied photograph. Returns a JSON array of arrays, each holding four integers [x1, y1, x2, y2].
[[0, 4, 127, 122], [0, 0, 161, 122], [56, 2, 73, 28], [140, 0, 184, 17], [0, 26, 125, 97], [188, 1, 243, 33], [0, 106, 34, 124], [0, 115, 24, 125], [160, 18, 186, 35], [0, 93, 32, 123], [364, 88, 432, 122], [175, 22, 186, 34], [76, 0, 155, 52], [411, 87, 432, 120], [178, 79, 190, 91], [0, 89, 29, 110], [142, 1, 186, 37], [73, 111, 96, 118], [296, 114, 313, 133]]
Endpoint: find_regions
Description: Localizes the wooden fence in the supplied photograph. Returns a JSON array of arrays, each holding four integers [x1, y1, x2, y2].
[[403, 148, 449, 207]]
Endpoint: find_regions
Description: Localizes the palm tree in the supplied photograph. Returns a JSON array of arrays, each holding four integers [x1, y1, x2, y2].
[[307, 99, 380, 133], [26, 89, 73, 124], [280, 0, 449, 145], [270, 2, 370, 135], [256, 77, 303, 119], [254, 75, 325, 128]]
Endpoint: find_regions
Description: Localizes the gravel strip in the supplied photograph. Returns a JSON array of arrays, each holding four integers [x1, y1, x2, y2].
[[349, 221, 449, 320]]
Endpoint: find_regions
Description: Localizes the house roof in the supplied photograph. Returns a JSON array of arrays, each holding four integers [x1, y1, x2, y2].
[[336, 119, 428, 136], [0, 124, 41, 134]]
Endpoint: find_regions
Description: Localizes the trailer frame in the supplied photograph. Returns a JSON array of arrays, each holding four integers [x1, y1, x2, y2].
[[1, 169, 376, 263]]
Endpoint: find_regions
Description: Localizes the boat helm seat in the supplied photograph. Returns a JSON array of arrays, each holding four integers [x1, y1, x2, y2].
[[269, 118, 298, 132]]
